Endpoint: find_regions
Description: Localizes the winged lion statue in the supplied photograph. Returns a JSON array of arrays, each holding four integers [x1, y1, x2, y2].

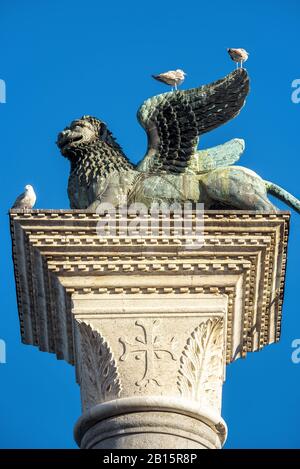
[[57, 69, 300, 213]]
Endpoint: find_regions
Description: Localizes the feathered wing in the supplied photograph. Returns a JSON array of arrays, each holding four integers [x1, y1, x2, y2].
[[188, 138, 245, 174], [137, 68, 250, 174], [12, 193, 24, 208]]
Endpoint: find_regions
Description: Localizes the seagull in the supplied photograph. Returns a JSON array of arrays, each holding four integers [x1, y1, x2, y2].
[[152, 69, 186, 90], [12, 184, 36, 209], [227, 48, 249, 69]]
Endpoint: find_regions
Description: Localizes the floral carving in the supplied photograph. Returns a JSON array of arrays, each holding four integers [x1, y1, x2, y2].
[[77, 321, 121, 411], [177, 318, 224, 411]]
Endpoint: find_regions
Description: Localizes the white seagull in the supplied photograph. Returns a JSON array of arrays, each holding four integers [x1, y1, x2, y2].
[[12, 184, 36, 209], [227, 48, 249, 69], [152, 69, 186, 90]]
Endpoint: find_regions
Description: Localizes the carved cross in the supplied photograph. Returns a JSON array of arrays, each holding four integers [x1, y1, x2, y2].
[[119, 320, 177, 387]]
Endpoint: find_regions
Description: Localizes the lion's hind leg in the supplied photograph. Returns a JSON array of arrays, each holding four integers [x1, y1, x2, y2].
[[202, 167, 278, 212]]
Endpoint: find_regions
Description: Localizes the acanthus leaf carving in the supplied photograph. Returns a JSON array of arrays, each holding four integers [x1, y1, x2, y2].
[[77, 321, 121, 411], [177, 318, 224, 412]]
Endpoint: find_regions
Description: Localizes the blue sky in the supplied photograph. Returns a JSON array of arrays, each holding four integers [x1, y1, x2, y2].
[[1, 0, 300, 448]]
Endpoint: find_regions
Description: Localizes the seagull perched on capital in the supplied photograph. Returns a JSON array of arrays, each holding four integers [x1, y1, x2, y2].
[[12, 184, 36, 209]]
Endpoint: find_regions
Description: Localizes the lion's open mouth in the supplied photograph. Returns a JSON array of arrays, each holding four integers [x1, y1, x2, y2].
[[57, 133, 83, 149]]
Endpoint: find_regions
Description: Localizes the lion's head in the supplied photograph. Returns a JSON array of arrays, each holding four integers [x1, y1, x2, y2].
[[56, 115, 120, 158]]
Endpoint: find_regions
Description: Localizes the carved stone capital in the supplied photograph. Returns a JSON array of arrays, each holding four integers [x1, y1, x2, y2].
[[10, 210, 289, 448]]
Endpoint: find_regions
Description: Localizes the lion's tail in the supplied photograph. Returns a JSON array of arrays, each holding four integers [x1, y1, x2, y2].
[[265, 180, 300, 213]]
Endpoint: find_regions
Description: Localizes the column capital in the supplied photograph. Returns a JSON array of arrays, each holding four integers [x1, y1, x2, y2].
[[10, 209, 289, 448]]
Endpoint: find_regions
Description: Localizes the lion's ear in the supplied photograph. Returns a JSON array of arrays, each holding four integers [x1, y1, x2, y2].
[[98, 122, 107, 138]]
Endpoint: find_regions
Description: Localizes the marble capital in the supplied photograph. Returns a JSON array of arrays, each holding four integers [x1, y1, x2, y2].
[[10, 210, 289, 449]]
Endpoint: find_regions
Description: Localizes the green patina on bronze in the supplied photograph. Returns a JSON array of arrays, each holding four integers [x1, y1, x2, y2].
[[57, 69, 300, 212]]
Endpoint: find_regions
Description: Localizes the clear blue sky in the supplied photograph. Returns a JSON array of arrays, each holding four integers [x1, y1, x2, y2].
[[1, 0, 300, 449]]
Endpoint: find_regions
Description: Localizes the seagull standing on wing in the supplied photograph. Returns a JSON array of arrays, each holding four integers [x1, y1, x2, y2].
[[152, 69, 186, 90], [12, 184, 36, 209], [227, 48, 249, 69]]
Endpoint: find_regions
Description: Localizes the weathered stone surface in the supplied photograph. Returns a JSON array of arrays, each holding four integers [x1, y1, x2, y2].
[[75, 398, 226, 449], [10, 210, 289, 449]]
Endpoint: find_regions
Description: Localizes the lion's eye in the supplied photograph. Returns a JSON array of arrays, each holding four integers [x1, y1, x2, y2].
[[72, 124, 82, 130]]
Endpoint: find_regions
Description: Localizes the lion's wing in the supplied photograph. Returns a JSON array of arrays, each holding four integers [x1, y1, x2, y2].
[[137, 69, 249, 174]]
